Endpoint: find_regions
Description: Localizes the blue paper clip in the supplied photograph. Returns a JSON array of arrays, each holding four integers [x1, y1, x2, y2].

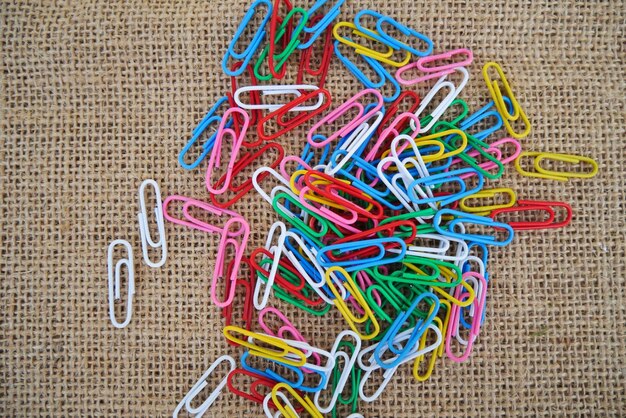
[[179, 96, 232, 170], [316, 237, 407, 272], [334, 40, 386, 88], [433, 209, 515, 246], [407, 168, 484, 207], [373, 292, 439, 368], [376, 15, 433, 57], [354, 10, 433, 57], [334, 39, 401, 102], [299, 0, 345, 49], [241, 351, 305, 388], [222, 0, 273, 76], [458, 98, 511, 141]]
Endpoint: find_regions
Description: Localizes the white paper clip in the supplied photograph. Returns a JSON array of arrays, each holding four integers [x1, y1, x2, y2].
[[107, 239, 135, 329], [253, 221, 287, 310], [172, 355, 236, 418], [234, 84, 325, 112], [411, 67, 469, 133], [138, 179, 167, 268]]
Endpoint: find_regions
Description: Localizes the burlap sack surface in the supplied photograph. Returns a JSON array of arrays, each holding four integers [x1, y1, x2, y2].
[[1, 0, 625, 416]]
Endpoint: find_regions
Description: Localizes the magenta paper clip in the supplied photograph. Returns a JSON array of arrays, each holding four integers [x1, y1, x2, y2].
[[206, 108, 249, 195], [307, 89, 383, 148]]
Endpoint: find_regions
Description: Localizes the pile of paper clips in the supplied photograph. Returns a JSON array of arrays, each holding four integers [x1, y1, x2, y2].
[[106, 1, 599, 416]]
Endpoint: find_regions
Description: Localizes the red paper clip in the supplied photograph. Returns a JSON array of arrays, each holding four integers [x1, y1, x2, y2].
[[257, 88, 332, 141], [268, 0, 295, 80], [209, 142, 285, 208], [490, 200, 573, 230], [227, 368, 279, 408], [297, 16, 333, 88]]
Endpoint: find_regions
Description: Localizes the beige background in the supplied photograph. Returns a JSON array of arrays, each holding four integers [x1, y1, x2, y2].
[[1, 0, 625, 416]]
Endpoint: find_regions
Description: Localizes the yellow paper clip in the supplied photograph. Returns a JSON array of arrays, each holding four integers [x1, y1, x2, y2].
[[416, 129, 468, 162], [333, 22, 411, 67], [482, 62, 531, 139], [272, 382, 323, 418], [325, 266, 380, 340], [412, 317, 444, 382], [514, 151, 599, 181], [459, 188, 517, 215], [223, 326, 306, 367]]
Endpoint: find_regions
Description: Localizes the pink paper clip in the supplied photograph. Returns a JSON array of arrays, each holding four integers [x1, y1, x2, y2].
[[307, 89, 384, 148], [445, 272, 488, 362], [162, 195, 244, 235], [206, 108, 249, 195], [395, 63, 456, 86], [416, 48, 473, 73]]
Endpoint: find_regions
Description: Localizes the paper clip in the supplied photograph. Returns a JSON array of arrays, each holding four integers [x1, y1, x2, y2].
[[222, 259, 255, 334], [445, 272, 487, 362], [253, 222, 287, 310], [412, 317, 444, 381], [490, 199, 573, 230], [172, 355, 236, 417], [209, 142, 285, 208], [257, 88, 332, 141], [410, 79, 457, 133], [222, 0, 273, 76], [318, 238, 406, 272], [272, 383, 323, 418], [459, 187, 517, 215], [226, 368, 280, 409], [211, 217, 250, 308], [179, 96, 231, 170], [137, 179, 167, 268], [107, 239, 135, 329], [162, 195, 244, 234], [375, 14, 433, 57], [408, 167, 484, 207], [374, 292, 439, 368], [205, 107, 249, 195], [514, 151, 599, 181], [482, 61, 531, 139], [417, 48, 473, 72], [299, 0, 345, 49], [308, 88, 384, 148], [433, 209, 514, 246], [258, 307, 318, 364], [298, 18, 334, 87], [313, 330, 361, 412], [332, 21, 394, 61], [235, 85, 326, 112], [223, 326, 307, 367], [265, 6, 309, 80], [325, 267, 380, 340]]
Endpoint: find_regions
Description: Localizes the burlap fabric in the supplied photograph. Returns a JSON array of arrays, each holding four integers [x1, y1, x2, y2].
[[1, 0, 625, 416]]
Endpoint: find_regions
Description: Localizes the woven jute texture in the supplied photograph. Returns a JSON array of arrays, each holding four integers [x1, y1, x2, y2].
[[1, 0, 625, 416]]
